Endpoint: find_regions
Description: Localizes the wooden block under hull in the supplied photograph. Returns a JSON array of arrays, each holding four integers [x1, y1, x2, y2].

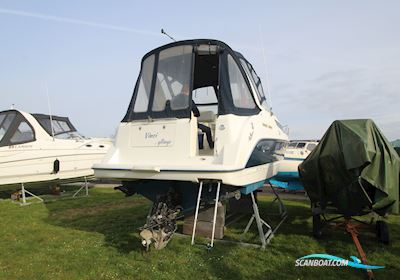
[[183, 203, 226, 239], [183, 220, 224, 240]]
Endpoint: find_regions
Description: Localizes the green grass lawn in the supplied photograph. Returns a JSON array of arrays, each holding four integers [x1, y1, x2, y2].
[[0, 187, 399, 280]]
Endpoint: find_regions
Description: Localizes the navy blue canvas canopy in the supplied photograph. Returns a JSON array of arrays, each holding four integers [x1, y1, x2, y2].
[[123, 39, 269, 122]]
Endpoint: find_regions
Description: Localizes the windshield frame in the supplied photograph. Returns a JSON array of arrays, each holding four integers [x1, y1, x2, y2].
[[32, 114, 78, 137]]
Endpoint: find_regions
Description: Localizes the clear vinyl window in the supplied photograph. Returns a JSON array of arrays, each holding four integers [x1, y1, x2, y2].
[[134, 55, 155, 113], [0, 112, 16, 142], [10, 121, 34, 144], [227, 55, 256, 109], [239, 59, 270, 111], [152, 45, 193, 112]]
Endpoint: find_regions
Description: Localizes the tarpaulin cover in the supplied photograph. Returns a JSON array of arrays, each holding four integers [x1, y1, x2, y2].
[[299, 119, 399, 216]]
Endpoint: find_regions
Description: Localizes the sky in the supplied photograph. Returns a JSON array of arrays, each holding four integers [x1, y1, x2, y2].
[[1, 0, 399, 140]]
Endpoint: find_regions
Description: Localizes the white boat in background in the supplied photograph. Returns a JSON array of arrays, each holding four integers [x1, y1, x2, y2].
[[0, 109, 112, 189], [270, 140, 319, 190]]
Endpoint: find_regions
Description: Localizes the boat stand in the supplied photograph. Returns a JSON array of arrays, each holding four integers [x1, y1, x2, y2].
[[13, 183, 44, 206], [241, 186, 287, 249], [72, 177, 89, 197], [191, 181, 287, 249], [191, 180, 221, 248]]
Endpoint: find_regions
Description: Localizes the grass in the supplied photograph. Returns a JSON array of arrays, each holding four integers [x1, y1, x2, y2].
[[0, 187, 399, 280]]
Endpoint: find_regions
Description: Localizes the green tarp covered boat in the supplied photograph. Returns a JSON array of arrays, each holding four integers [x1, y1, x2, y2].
[[299, 119, 399, 216]]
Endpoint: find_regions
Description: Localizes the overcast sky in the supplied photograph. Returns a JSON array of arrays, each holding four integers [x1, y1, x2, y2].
[[1, 0, 399, 140]]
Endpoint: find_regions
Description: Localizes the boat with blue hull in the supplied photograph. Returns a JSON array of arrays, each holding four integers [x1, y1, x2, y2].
[[270, 140, 318, 191]]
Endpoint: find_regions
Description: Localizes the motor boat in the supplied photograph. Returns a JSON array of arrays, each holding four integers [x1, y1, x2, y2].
[[0, 109, 112, 195], [93, 39, 289, 249], [270, 140, 318, 190]]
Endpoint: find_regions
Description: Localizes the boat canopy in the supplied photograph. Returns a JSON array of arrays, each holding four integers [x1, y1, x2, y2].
[[32, 113, 77, 137], [299, 119, 399, 216], [123, 39, 270, 122], [0, 110, 81, 147], [0, 110, 36, 147]]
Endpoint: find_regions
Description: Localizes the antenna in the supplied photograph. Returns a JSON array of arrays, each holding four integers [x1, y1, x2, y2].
[[45, 82, 55, 141], [161, 28, 176, 42], [258, 24, 272, 112]]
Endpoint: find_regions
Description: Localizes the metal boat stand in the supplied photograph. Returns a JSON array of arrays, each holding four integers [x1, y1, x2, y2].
[[191, 180, 221, 249], [13, 183, 44, 206], [72, 177, 89, 198], [191, 181, 287, 250], [241, 186, 287, 249]]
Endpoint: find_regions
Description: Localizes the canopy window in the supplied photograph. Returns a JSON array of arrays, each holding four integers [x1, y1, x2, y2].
[[0, 111, 16, 143], [153, 45, 193, 112], [0, 110, 36, 147], [239, 57, 270, 111], [10, 121, 34, 144], [123, 39, 263, 122], [126, 45, 194, 121], [227, 55, 256, 110], [32, 114, 82, 139], [133, 55, 155, 113]]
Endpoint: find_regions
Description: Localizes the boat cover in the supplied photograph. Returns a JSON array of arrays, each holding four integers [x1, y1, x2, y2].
[[299, 119, 399, 216]]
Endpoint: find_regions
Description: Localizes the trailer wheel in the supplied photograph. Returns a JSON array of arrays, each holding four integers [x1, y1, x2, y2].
[[376, 221, 390, 244], [312, 214, 322, 239]]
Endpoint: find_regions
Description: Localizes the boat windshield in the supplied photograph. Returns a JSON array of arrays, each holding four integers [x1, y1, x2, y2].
[[54, 131, 85, 140], [296, 142, 306, 148], [33, 114, 85, 139], [288, 142, 307, 149], [288, 142, 297, 148]]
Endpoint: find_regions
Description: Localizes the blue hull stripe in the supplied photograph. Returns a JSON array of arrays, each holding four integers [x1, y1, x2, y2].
[[240, 180, 266, 195]]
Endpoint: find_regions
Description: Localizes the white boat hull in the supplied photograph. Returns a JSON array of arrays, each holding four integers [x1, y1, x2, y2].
[[94, 161, 279, 187], [0, 150, 106, 188]]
